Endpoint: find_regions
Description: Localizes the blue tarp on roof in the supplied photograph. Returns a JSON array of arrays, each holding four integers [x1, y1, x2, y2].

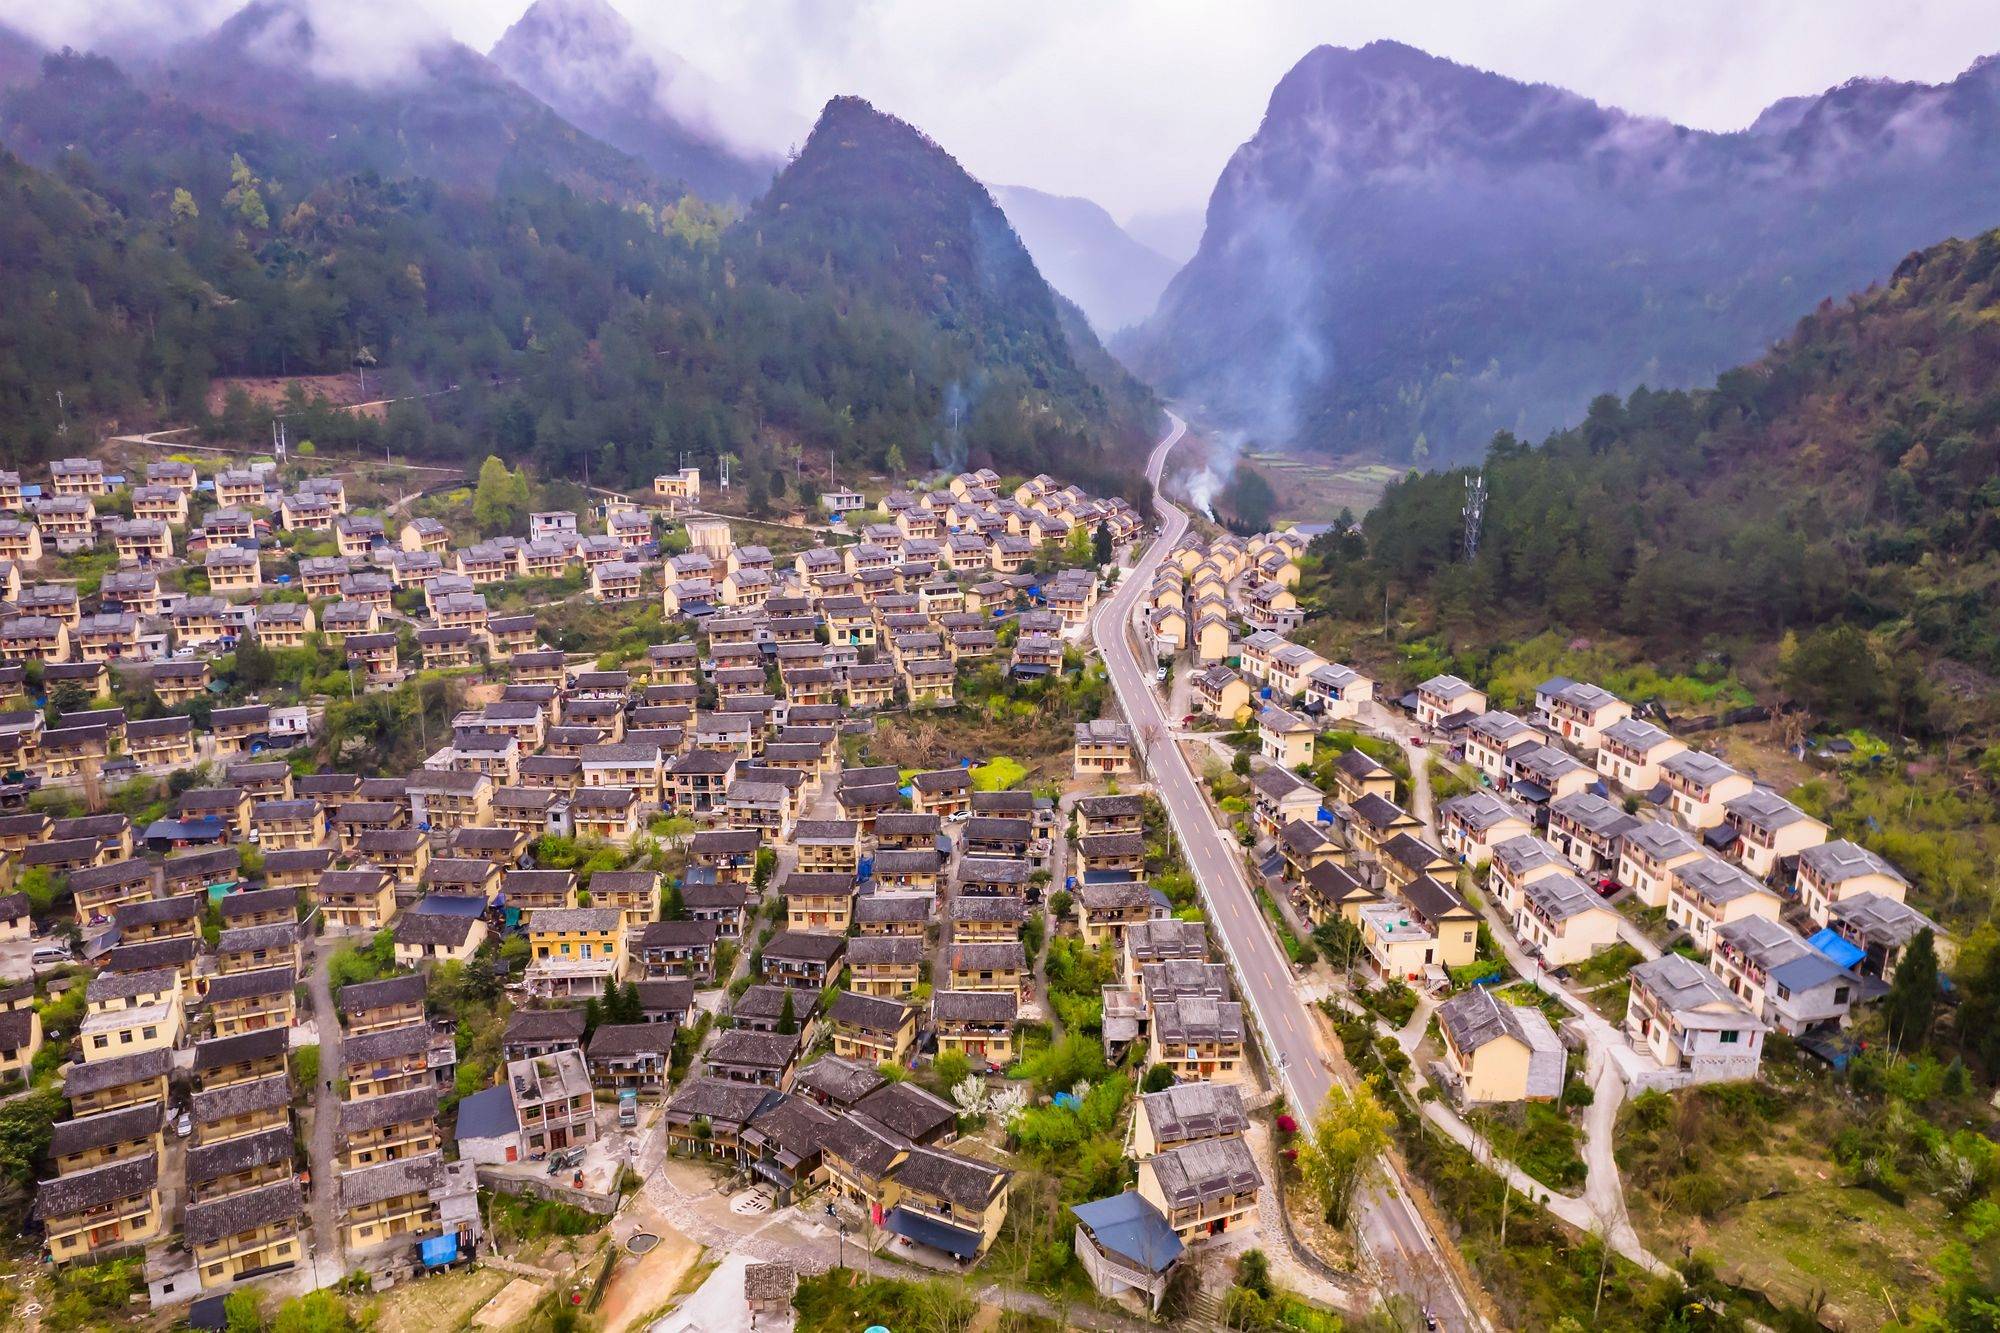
[[1806, 927, 1866, 970], [1082, 869, 1136, 885], [1071, 1192, 1183, 1274], [421, 1234, 460, 1267], [886, 1207, 985, 1259]]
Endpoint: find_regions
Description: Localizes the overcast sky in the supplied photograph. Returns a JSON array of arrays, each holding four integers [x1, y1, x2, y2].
[[11, 0, 2000, 222]]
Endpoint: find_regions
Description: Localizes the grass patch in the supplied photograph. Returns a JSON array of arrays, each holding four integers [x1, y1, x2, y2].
[[1477, 1102, 1585, 1193], [1569, 941, 1642, 988], [482, 1189, 608, 1242], [793, 1269, 974, 1333], [970, 755, 1028, 791], [1616, 1074, 1998, 1328]]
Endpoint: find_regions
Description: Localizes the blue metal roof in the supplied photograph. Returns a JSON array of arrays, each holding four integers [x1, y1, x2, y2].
[[885, 1206, 984, 1259], [1805, 927, 1866, 970], [1071, 1191, 1183, 1274], [414, 894, 487, 918], [454, 1084, 519, 1140]]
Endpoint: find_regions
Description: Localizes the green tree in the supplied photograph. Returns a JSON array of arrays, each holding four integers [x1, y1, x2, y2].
[[224, 1289, 265, 1332], [170, 186, 200, 223], [224, 154, 269, 230], [234, 634, 276, 689], [1780, 623, 1887, 721], [1142, 1063, 1176, 1093], [473, 455, 523, 535], [885, 442, 905, 475], [1886, 928, 1940, 1051], [752, 848, 777, 891], [0, 1086, 66, 1226], [270, 1290, 364, 1333], [1064, 523, 1093, 566], [17, 866, 58, 917], [777, 990, 797, 1035], [1092, 520, 1112, 567], [1296, 1083, 1392, 1227]]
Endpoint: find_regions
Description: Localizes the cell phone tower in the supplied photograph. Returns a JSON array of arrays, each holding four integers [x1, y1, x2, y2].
[[1462, 471, 1487, 561]]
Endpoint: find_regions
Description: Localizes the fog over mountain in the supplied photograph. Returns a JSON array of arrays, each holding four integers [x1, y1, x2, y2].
[[992, 184, 1179, 335], [488, 0, 780, 205], [1124, 40, 2000, 464]]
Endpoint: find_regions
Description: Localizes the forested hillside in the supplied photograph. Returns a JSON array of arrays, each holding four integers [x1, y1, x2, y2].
[[0, 47, 1154, 495], [1314, 227, 2000, 727]]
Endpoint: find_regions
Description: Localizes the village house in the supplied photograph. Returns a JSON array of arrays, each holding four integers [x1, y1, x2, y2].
[[1461, 711, 1543, 785], [36, 1155, 166, 1265], [1134, 1135, 1261, 1243], [1546, 791, 1638, 877], [1437, 791, 1534, 867], [1615, 820, 1705, 909], [392, 908, 487, 968], [1659, 750, 1755, 830], [1074, 719, 1137, 778], [587, 1024, 674, 1093], [1794, 840, 1909, 927], [830, 991, 918, 1066], [636, 919, 719, 982], [1625, 954, 1766, 1083], [1536, 678, 1633, 751], [1596, 717, 1686, 793], [1415, 674, 1486, 729], [1721, 788, 1830, 880], [1435, 986, 1565, 1104], [1667, 855, 1783, 951], [1710, 915, 1857, 1035], [1512, 871, 1624, 966], [316, 868, 398, 929], [1146, 995, 1246, 1083]]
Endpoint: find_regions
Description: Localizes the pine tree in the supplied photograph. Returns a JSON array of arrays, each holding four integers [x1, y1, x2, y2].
[[777, 991, 797, 1035], [1885, 928, 1939, 1051]]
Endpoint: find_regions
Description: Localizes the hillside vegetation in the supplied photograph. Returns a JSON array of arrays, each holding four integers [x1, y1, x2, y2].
[[0, 51, 1154, 497], [1313, 226, 2000, 736]]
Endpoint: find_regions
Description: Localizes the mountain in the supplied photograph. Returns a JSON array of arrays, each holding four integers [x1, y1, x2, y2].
[[488, 0, 778, 206], [1314, 225, 2000, 718], [739, 96, 1158, 490], [0, 42, 1153, 493], [993, 184, 1178, 333], [133, 0, 658, 202], [1125, 41, 2000, 463]]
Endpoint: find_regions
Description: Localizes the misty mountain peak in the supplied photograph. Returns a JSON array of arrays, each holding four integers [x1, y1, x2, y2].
[[1257, 40, 1644, 177], [488, 0, 775, 203], [492, 0, 656, 96]]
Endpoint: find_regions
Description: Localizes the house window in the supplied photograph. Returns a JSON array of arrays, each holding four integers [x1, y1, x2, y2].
[[1719, 1030, 1740, 1044]]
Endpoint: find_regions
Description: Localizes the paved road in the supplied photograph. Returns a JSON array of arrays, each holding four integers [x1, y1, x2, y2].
[[302, 935, 345, 1285], [1092, 413, 1484, 1330]]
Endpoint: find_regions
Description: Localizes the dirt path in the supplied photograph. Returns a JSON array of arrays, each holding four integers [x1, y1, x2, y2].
[[594, 1219, 705, 1333]]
